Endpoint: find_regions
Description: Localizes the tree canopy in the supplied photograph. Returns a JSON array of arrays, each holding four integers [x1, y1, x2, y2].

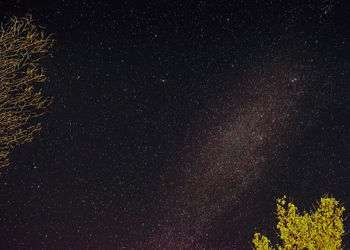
[[0, 15, 53, 170], [253, 195, 346, 250]]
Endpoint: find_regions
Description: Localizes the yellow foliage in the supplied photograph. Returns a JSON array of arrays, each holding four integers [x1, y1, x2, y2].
[[253, 233, 274, 250], [0, 14, 54, 170], [253, 195, 346, 250]]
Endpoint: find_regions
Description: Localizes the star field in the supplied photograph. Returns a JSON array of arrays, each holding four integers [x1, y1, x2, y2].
[[0, 0, 349, 249]]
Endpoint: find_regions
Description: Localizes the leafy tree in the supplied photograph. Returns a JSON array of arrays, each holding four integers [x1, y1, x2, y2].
[[0, 15, 54, 170], [253, 195, 346, 250]]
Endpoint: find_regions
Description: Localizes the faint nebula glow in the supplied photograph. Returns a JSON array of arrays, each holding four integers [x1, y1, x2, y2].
[[150, 61, 308, 248]]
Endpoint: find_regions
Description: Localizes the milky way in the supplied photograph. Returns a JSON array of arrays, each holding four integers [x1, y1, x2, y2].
[[149, 60, 309, 248]]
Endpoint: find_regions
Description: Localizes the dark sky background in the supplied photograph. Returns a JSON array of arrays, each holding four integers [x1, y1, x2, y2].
[[0, 0, 349, 249]]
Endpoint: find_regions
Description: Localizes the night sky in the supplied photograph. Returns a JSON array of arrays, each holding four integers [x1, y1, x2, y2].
[[0, 0, 350, 249]]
